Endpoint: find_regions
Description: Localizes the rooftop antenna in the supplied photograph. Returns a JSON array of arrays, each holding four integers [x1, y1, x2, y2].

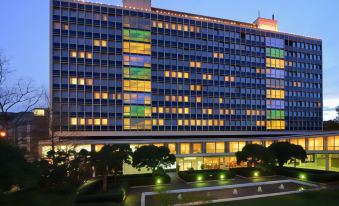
[[258, 10, 261, 18], [272, 14, 275, 20]]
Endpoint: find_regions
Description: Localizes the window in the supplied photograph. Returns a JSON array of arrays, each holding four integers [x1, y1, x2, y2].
[[266, 120, 285, 130], [327, 136, 339, 150], [123, 42, 151, 55], [191, 143, 201, 153], [180, 143, 190, 154], [168, 143, 176, 154], [70, 77, 77, 85], [123, 118, 152, 130], [266, 89, 285, 99], [124, 67, 151, 80], [308, 137, 323, 151], [70, 118, 77, 126], [229, 142, 246, 153], [290, 138, 306, 149], [123, 105, 151, 117], [266, 48, 284, 58], [267, 110, 285, 119], [123, 29, 151, 42], [123, 80, 151, 92], [266, 58, 285, 69]]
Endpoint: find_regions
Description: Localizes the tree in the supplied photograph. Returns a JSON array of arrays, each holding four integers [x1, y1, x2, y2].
[[268, 142, 307, 167], [132, 145, 176, 176], [323, 120, 339, 131], [0, 51, 44, 134], [92, 144, 132, 192], [235, 144, 272, 166], [336, 106, 339, 122], [0, 139, 36, 192], [69, 149, 92, 183]]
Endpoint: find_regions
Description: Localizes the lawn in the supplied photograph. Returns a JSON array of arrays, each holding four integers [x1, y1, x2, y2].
[[206, 188, 339, 206]]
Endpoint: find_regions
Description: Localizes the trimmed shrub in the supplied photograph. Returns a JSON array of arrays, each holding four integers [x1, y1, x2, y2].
[[275, 167, 339, 182], [178, 170, 235, 182], [231, 167, 275, 177]]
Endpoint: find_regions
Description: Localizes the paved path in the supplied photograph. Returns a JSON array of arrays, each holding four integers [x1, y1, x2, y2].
[[124, 173, 289, 206]]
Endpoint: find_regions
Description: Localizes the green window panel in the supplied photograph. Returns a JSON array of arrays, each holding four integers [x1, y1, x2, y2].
[[267, 110, 285, 120], [266, 48, 284, 59], [123, 29, 151, 42], [123, 67, 151, 80], [124, 105, 151, 117]]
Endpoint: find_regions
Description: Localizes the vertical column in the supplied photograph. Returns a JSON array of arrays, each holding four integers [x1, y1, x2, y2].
[[122, 16, 152, 131], [265, 37, 286, 130]]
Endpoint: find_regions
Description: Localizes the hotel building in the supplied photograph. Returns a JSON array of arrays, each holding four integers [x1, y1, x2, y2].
[[46, 0, 339, 172]]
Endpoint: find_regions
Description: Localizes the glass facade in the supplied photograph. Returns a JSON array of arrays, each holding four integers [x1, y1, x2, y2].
[[51, 0, 323, 132]]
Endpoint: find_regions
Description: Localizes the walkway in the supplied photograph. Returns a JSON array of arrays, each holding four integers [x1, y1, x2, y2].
[[124, 173, 289, 206]]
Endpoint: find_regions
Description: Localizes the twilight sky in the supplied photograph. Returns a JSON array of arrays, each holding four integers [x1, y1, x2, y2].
[[0, 0, 338, 120]]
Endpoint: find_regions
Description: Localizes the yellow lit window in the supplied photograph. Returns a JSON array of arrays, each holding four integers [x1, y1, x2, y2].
[[102, 119, 108, 126], [171, 23, 176, 30], [87, 118, 93, 125], [184, 25, 188, 31], [308, 137, 324, 151], [184, 96, 189, 102], [184, 108, 189, 114], [94, 119, 101, 126], [79, 51, 85, 58], [70, 77, 77, 85], [196, 62, 201, 68], [78, 78, 85, 85], [158, 21, 163, 28], [158, 107, 164, 113], [266, 120, 285, 130], [177, 24, 182, 31], [79, 118, 85, 125], [165, 71, 170, 77], [190, 26, 195, 32], [152, 21, 157, 27], [101, 40, 107, 47], [178, 119, 183, 125], [266, 89, 285, 99], [184, 72, 189, 78], [168, 143, 176, 154], [196, 96, 202, 103], [86, 52, 93, 59], [190, 61, 196, 67], [102, 92, 108, 99], [290, 138, 306, 149], [94, 40, 101, 46], [177, 72, 183, 78], [165, 22, 170, 29], [70, 118, 77, 126], [94, 92, 100, 99], [70, 51, 77, 58], [190, 85, 195, 91], [229, 142, 246, 153], [180, 143, 190, 154]]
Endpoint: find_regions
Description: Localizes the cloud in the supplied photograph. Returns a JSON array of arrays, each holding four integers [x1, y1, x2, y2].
[[323, 97, 338, 121]]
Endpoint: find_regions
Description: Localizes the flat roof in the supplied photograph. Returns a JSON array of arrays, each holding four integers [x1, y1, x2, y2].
[[58, 0, 321, 41]]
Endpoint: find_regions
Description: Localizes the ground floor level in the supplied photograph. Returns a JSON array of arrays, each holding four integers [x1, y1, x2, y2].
[[39, 131, 339, 173]]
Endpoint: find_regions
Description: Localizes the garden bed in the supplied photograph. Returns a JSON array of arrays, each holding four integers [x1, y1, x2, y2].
[[231, 167, 275, 177], [275, 167, 339, 182], [76, 173, 170, 205], [178, 169, 235, 182]]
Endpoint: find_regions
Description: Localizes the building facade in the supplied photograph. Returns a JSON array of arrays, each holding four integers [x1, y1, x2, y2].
[[48, 0, 332, 172]]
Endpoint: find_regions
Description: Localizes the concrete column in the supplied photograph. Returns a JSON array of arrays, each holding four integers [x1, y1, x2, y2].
[[325, 154, 330, 171]]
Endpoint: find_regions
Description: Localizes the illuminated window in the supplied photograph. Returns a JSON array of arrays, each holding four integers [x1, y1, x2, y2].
[[70, 77, 77, 85], [123, 42, 151, 55], [102, 118, 108, 126], [70, 51, 77, 58], [86, 78, 93, 86], [87, 119, 93, 125], [266, 120, 285, 130], [192, 143, 202, 154], [124, 67, 151, 80], [266, 58, 285, 69], [123, 105, 151, 117], [123, 80, 151, 92], [290, 138, 306, 149], [102, 93, 108, 99], [266, 89, 285, 99], [94, 92, 100, 99], [94, 40, 101, 47], [79, 51, 85, 58], [180, 143, 190, 154], [265, 140, 274, 147], [229, 142, 246, 153], [123, 118, 152, 130], [86, 52, 93, 59], [327, 136, 339, 150], [78, 78, 85, 85], [79, 118, 85, 125], [267, 110, 285, 119], [70, 118, 77, 126], [123, 29, 151, 42], [168, 143, 176, 154], [94, 119, 101, 126], [33, 109, 45, 117], [308, 137, 324, 151]]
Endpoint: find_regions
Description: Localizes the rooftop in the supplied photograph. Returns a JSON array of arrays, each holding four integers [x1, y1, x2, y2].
[[59, 0, 321, 41]]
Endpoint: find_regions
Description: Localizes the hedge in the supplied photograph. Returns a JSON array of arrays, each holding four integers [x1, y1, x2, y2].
[[231, 167, 275, 177], [178, 169, 235, 182], [275, 167, 339, 182]]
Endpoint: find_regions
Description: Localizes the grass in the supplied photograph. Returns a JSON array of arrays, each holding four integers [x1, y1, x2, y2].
[[0, 189, 76, 206], [205, 188, 339, 206]]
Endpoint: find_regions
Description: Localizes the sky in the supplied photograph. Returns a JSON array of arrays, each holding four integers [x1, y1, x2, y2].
[[0, 0, 338, 120]]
